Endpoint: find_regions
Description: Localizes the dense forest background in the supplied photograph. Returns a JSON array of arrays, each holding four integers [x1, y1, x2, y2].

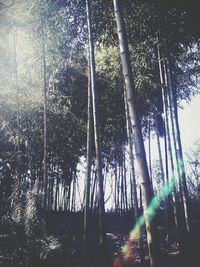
[[0, 1, 200, 267]]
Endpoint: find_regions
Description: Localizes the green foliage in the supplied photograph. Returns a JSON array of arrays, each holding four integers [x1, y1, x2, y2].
[[0, 179, 61, 266]]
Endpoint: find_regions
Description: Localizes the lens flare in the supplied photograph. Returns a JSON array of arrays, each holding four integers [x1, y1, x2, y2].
[[121, 159, 184, 256]]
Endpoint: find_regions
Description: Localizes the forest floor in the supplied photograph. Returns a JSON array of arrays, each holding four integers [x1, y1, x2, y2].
[[0, 210, 200, 267], [44, 211, 200, 267]]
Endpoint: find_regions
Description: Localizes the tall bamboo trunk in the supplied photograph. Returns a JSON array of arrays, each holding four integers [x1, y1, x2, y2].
[[62, 183, 66, 211], [124, 87, 145, 263], [120, 163, 124, 213], [165, 51, 191, 244], [123, 155, 128, 212], [83, 47, 93, 266], [114, 162, 118, 210], [71, 175, 76, 212], [157, 41, 182, 246], [66, 183, 71, 211], [155, 117, 170, 243], [85, 0, 106, 257], [113, 1, 159, 266], [148, 119, 153, 187], [13, 31, 20, 153], [13, 31, 22, 220], [117, 164, 120, 211], [129, 172, 134, 211], [163, 60, 183, 204], [90, 168, 96, 211], [124, 88, 139, 218], [54, 175, 59, 211], [163, 119, 169, 183], [42, 20, 47, 209]]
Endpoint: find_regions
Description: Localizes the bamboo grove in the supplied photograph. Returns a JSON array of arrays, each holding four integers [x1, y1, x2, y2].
[[0, 1, 200, 267]]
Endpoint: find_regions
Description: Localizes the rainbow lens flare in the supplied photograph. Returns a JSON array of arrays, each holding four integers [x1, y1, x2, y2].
[[121, 159, 184, 255]]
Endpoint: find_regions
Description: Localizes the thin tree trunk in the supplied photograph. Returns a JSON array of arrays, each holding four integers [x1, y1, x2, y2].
[[66, 183, 71, 211], [163, 60, 183, 204], [114, 162, 118, 210], [57, 183, 60, 210], [13, 31, 20, 152], [165, 52, 191, 243], [120, 163, 124, 213], [90, 169, 96, 211], [117, 164, 120, 211], [157, 41, 182, 247], [62, 184, 66, 211], [83, 46, 93, 266], [163, 120, 169, 184], [85, 0, 106, 254], [124, 87, 139, 218], [155, 117, 170, 243], [129, 172, 134, 211], [71, 175, 76, 212], [42, 20, 48, 209], [124, 87, 145, 263], [113, 1, 158, 266], [123, 156, 128, 212], [55, 175, 59, 211], [148, 119, 153, 188]]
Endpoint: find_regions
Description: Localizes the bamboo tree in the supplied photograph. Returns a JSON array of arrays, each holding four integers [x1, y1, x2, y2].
[[124, 88, 145, 263], [13, 30, 22, 220], [114, 161, 118, 210], [66, 183, 71, 211], [117, 164, 120, 212], [163, 120, 169, 185], [163, 58, 183, 203], [113, 1, 159, 266], [90, 168, 96, 211], [83, 47, 92, 266], [71, 174, 76, 212], [13, 30, 20, 153], [157, 42, 182, 247], [129, 172, 134, 211], [148, 119, 152, 186], [54, 174, 59, 211], [165, 51, 191, 243], [124, 88, 139, 219], [155, 116, 170, 243], [85, 0, 106, 257], [120, 162, 124, 213], [123, 154, 128, 212], [42, 20, 48, 209]]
